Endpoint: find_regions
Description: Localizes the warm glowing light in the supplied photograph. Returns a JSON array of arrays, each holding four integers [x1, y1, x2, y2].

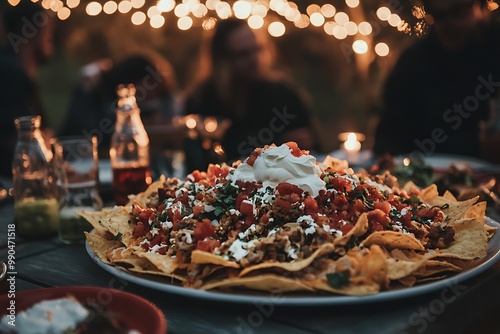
[[345, 0, 359, 8], [375, 42, 390, 56], [214, 143, 225, 156], [248, 15, 264, 29], [332, 25, 347, 39], [343, 133, 361, 152], [192, 3, 208, 17], [310, 12, 325, 27], [202, 17, 217, 30], [294, 14, 310, 28], [204, 117, 218, 133], [376, 6, 391, 21], [358, 21, 372, 35], [285, 8, 300, 22], [345, 21, 357, 35], [215, 2, 231, 19], [334, 12, 349, 26], [131, 11, 146, 24], [103, 1, 118, 14], [388, 13, 401, 27], [403, 157, 410, 166], [157, 0, 174, 12], [131, 0, 145, 9], [174, 3, 189, 17], [352, 40, 368, 54], [8, 0, 21, 6], [320, 4, 336, 18], [323, 21, 336, 35], [51, 0, 64, 12], [177, 16, 193, 30], [275, 1, 289, 15], [252, 4, 267, 17], [268, 21, 285, 37], [488, 1, 499, 10], [150, 14, 165, 28], [147, 5, 161, 17], [57, 6, 71, 19], [185, 116, 197, 129], [306, 4, 321, 16], [86, 2, 102, 16], [118, 0, 132, 13], [233, 0, 252, 19], [66, 0, 80, 9], [206, 0, 217, 10]]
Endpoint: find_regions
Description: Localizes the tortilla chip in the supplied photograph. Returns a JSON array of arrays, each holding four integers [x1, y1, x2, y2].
[[402, 181, 419, 193], [200, 274, 315, 292], [334, 213, 369, 246], [191, 250, 240, 269], [362, 231, 425, 251], [419, 184, 439, 203], [134, 250, 178, 274], [238, 243, 335, 277], [124, 176, 166, 207], [442, 190, 457, 201], [398, 276, 417, 287], [438, 218, 488, 260], [79, 207, 134, 245], [85, 231, 124, 264]]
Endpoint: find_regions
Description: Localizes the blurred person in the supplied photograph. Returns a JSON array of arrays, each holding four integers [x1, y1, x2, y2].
[[0, 1, 55, 177], [58, 55, 180, 156], [374, 0, 500, 158], [184, 18, 316, 171]]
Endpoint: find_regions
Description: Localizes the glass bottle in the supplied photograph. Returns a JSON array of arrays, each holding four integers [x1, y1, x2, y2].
[[12, 115, 59, 237], [110, 84, 152, 205]]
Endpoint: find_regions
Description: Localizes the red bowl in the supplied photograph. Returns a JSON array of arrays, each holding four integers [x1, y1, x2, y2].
[[0, 286, 167, 334]]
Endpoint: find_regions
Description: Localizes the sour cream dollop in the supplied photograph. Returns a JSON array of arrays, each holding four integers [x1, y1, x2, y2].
[[229, 144, 326, 197]]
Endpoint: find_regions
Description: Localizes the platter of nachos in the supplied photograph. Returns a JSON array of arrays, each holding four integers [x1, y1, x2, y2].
[[81, 142, 500, 305]]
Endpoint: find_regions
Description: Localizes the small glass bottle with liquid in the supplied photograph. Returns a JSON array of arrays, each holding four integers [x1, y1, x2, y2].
[[110, 84, 152, 205]]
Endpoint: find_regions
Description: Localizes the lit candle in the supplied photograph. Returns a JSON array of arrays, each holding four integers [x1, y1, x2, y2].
[[343, 132, 361, 153]]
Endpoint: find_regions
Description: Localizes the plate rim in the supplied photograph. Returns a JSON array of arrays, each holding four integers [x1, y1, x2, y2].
[[86, 217, 500, 306]]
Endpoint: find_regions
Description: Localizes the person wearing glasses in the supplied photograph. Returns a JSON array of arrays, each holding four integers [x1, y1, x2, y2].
[[183, 18, 316, 171], [374, 0, 500, 158]]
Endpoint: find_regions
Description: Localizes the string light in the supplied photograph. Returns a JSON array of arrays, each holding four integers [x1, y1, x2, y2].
[[192, 4, 208, 17], [178, 16, 193, 30], [310, 12, 325, 27], [352, 40, 368, 54], [268, 21, 285, 37], [66, 0, 79, 9], [334, 12, 349, 26], [202, 17, 217, 30], [150, 14, 165, 28], [332, 25, 347, 39], [252, 4, 267, 17], [375, 42, 390, 56], [388, 13, 401, 27], [157, 0, 174, 12], [50, 0, 64, 12], [345, 0, 359, 8], [148, 6, 161, 17], [215, 2, 231, 19], [103, 1, 118, 14], [306, 4, 320, 16], [131, 11, 147, 25], [233, 0, 252, 19], [376, 7, 391, 21], [57, 6, 71, 20], [320, 4, 336, 18], [174, 3, 189, 17], [86, 2, 102, 16], [323, 21, 336, 35], [206, 0, 218, 11], [345, 21, 357, 35], [248, 15, 264, 29], [8, 0, 21, 6], [118, 0, 132, 13], [358, 21, 372, 35], [294, 14, 310, 28]]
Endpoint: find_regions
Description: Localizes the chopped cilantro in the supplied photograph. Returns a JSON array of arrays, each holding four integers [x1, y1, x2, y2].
[[327, 271, 349, 289]]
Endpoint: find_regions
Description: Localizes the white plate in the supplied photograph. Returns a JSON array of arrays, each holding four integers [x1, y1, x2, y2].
[[86, 218, 500, 306]]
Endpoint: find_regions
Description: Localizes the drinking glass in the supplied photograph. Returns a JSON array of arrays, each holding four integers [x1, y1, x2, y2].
[[53, 136, 102, 244]]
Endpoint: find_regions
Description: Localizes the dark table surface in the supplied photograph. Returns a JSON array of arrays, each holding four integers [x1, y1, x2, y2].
[[2, 197, 500, 334]]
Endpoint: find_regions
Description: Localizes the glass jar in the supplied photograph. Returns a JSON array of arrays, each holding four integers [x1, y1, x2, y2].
[[12, 116, 59, 237], [110, 84, 152, 205]]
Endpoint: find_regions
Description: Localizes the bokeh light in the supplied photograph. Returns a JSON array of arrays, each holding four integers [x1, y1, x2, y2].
[[150, 14, 165, 28], [306, 4, 321, 16], [233, 1, 252, 19], [345, 21, 357, 35], [156, 0, 174, 12], [268, 21, 286, 37], [178, 16, 193, 30], [57, 7, 71, 20], [103, 1, 118, 14], [334, 12, 349, 26], [375, 42, 390, 56], [376, 6, 391, 21], [310, 12, 325, 27], [118, 0, 132, 13], [66, 0, 79, 9], [332, 25, 347, 39], [131, 11, 146, 25], [388, 13, 401, 27], [352, 40, 368, 54], [320, 4, 336, 18], [345, 0, 359, 8], [358, 22, 372, 35], [248, 15, 264, 29], [86, 2, 102, 16]]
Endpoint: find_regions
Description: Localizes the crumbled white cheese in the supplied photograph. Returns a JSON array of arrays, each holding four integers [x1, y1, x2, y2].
[[304, 225, 317, 235], [238, 224, 257, 239], [229, 209, 241, 216], [161, 221, 173, 229], [185, 233, 192, 244], [211, 219, 219, 226], [205, 204, 216, 212], [150, 227, 160, 236], [229, 239, 249, 261]]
